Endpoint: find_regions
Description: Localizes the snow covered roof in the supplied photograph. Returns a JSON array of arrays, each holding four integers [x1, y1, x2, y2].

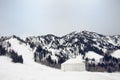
[[62, 56, 84, 64]]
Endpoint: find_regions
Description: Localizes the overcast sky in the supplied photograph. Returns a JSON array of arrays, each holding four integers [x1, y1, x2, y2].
[[0, 0, 120, 37]]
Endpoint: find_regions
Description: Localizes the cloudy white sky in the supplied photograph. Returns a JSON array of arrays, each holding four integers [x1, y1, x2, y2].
[[0, 0, 120, 37]]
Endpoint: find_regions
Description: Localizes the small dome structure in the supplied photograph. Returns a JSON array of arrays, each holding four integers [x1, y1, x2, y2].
[[61, 56, 86, 71]]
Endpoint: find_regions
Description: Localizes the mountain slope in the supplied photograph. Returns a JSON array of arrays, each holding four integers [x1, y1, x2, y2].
[[1, 31, 120, 68], [0, 36, 59, 71], [25, 31, 120, 66], [6, 37, 34, 64]]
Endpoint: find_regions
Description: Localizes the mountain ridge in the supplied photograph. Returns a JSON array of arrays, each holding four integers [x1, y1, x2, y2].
[[24, 31, 120, 67]]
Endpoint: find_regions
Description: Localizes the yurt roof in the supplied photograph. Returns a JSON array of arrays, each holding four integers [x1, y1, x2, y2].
[[62, 56, 84, 64]]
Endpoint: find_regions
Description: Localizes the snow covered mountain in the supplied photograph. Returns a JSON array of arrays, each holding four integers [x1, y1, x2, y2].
[[25, 31, 120, 66], [1, 31, 120, 68]]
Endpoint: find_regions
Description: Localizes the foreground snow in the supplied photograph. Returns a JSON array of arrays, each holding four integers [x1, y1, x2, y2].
[[0, 56, 120, 80]]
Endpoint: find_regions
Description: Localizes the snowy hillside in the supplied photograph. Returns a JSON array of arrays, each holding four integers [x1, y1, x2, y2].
[[85, 51, 103, 62], [2, 37, 59, 70], [0, 36, 60, 80], [111, 50, 120, 58], [6, 37, 34, 64]]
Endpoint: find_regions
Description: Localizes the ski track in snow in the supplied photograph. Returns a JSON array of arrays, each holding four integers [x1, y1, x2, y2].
[[5, 38, 58, 71], [0, 38, 120, 80]]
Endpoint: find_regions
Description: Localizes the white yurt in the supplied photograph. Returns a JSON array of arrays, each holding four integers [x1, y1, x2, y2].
[[61, 56, 85, 71]]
